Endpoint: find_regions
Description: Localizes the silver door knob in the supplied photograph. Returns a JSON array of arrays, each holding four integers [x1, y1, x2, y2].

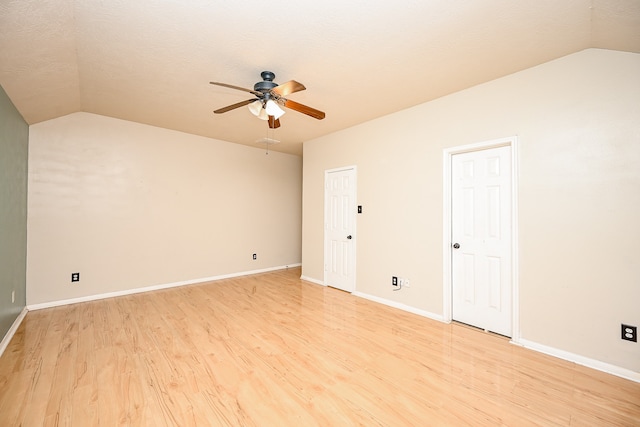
[[347, 235, 352, 239], [452, 243, 460, 249]]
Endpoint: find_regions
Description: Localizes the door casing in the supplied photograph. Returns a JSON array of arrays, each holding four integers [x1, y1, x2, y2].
[[443, 137, 520, 343]]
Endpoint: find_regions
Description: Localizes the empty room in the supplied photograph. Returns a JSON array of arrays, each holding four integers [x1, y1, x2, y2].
[[1, 1, 639, 425]]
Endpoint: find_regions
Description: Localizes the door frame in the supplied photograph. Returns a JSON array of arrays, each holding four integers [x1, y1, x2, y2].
[[323, 165, 357, 292], [442, 137, 520, 343]]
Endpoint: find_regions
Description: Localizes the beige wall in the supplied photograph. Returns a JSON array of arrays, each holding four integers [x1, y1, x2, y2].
[[27, 112, 302, 305], [302, 49, 640, 372], [0, 85, 28, 339]]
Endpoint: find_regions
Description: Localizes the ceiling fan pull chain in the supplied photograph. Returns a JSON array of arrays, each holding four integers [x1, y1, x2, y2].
[[265, 129, 270, 155]]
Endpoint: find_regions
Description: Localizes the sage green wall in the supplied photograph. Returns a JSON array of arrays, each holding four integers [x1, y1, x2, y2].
[[0, 85, 28, 340]]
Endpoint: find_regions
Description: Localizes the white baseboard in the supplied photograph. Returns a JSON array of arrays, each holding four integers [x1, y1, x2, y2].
[[352, 291, 445, 322], [0, 307, 28, 358], [27, 264, 301, 311], [300, 275, 325, 286], [350, 294, 638, 382], [299, 279, 444, 322], [516, 338, 640, 383]]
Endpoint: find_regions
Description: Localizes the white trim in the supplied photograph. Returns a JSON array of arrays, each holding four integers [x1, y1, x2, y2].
[[323, 165, 358, 293], [353, 291, 445, 323], [442, 150, 452, 322], [27, 264, 301, 311], [516, 339, 640, 383], [300, 275, 325, 286], [510, 139, 520, 342], [0, 307, 28, 358], [442, 136, 520, 340]]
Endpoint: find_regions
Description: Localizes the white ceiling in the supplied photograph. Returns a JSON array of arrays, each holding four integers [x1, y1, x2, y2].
[[1, 0, 639, 155]]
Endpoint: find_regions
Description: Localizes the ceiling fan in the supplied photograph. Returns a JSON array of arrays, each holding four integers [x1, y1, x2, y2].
[[210, 71, 325, 129]]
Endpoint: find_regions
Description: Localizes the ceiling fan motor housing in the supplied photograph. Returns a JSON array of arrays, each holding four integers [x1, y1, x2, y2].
[[254, 71, 277, 93]]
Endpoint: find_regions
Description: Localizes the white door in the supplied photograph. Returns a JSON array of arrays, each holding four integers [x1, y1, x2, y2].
[[324, 167, 356, 292], [452, 146, 512, 336]]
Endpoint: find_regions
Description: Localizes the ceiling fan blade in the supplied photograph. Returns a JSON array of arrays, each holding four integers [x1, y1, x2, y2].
[[210, 81, 262, 97], [214, 99, 255, 114], [282, 99, 325, 120], [268, 116, 281, 129], [271, 80, 306, 97]]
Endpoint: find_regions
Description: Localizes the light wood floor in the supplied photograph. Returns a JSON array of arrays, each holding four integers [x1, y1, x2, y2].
[[1, 268, 638, 426]]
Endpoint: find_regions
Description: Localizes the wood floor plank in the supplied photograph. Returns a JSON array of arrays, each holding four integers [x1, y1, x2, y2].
[[1, 267, 639, 426]]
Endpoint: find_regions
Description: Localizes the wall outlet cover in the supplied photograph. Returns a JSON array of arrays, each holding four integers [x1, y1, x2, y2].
[[621, 324, 637, 342]]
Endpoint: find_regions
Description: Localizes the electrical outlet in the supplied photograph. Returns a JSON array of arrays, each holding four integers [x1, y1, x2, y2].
[[252, 253, 257, 260], [71, 272, 80, 282], [392, 276, 398, 287], [404, 279, 410, 288], [621, 324, 637, 342]]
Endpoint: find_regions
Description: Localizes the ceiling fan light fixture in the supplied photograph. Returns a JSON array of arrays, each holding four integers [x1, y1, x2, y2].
[[257, 108, 269, 120], [248, 100, 263, 116], [265, 99, 285, 119], [248, 100, 271, 120]]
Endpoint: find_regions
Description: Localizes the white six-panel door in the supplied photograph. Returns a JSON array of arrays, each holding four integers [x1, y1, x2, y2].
[[324, 167, 356, 292], [452, 145, 512, 336]]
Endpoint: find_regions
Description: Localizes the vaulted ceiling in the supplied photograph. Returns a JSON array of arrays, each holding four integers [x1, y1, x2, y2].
[[1, 1, 639, 155]]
